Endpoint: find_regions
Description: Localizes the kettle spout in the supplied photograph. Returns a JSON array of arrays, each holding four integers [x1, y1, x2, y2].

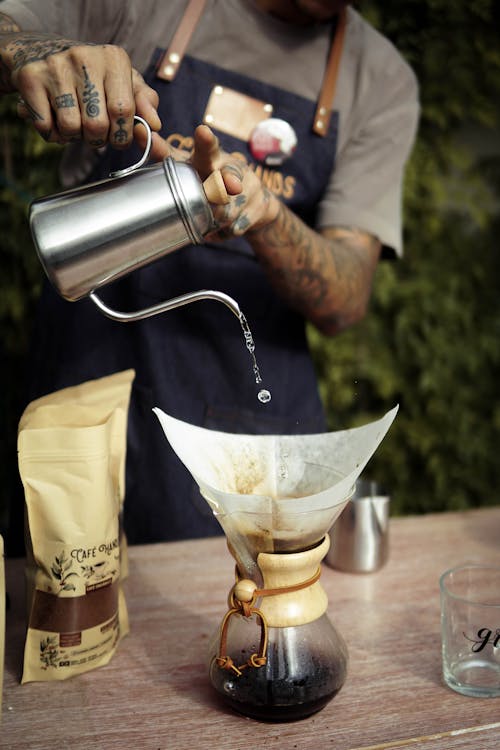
[[89, 289, 242, 322]]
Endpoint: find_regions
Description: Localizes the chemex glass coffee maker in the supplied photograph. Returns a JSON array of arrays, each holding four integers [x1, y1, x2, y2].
[[154, 406, 397, 721]]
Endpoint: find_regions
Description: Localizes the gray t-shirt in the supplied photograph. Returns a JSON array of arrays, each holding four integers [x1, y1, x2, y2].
[[1, 0, 419, 255]]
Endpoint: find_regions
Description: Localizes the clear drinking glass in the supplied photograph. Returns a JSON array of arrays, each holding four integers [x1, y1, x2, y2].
[[440, 564, 500, 697]]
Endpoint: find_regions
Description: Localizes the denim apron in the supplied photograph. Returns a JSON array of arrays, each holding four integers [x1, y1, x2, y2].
[[23, 50, 339, 545]]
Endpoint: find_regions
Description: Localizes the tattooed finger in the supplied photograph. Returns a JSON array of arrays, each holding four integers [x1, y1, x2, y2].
[[81, 65, 100, 117], [233, 214, 251, 235], [54, 92, 76, 109], [110, 104, 132, 148], [17, 96, 43, 121], [15, 91, 65, 142], [77, 64, 109, 146], [50, 85, 82, 140], [222, 162, 245, 182], [17, 99, 58, 142], [211, 202, 233, 228], [16, 96, 28, 119]]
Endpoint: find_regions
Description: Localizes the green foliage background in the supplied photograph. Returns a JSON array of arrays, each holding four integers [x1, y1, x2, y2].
[[309, 0, 500, 515], [1, 0, 499, 541], [0, 94, 61, 539]]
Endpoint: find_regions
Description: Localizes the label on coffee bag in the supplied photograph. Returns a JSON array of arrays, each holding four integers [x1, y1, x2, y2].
[[22, 536, 129, 683], [23, 586, 128, 681]]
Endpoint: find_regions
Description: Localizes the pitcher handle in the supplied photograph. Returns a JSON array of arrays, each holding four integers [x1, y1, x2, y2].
[[109, 115, 153, 178], [89, 289, 241, 322]]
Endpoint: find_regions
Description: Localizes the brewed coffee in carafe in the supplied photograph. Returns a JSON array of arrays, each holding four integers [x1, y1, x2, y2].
[[154, 407, 398, 720], [208, 533, 348, 720]]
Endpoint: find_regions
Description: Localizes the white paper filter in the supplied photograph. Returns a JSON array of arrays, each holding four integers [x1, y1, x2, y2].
[[153, 406, 398, 568]]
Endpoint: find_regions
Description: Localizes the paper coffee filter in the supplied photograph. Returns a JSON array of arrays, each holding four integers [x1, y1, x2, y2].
[[153, 405, 398, 558]]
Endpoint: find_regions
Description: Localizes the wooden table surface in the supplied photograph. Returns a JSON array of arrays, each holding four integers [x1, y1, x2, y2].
[[2, 507, 500, 750]]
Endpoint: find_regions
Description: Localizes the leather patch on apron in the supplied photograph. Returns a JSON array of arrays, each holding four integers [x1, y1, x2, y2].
[[203, 85, 273, 142]]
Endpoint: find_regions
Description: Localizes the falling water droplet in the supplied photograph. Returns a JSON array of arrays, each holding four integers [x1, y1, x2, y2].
[[239, 311, 272, 405], [258, 389, 272, 404]]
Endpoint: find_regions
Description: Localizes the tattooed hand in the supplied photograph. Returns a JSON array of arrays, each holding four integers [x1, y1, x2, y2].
[[192, 125, 382, 335], [135, 123, 381, 335], [191, 125, 281, 240], [0, 22, 161, 148]]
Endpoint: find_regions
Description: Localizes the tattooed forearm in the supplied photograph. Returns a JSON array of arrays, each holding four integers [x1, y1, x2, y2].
[[252, 202, 329, 310], [247, 203, 381, 335]]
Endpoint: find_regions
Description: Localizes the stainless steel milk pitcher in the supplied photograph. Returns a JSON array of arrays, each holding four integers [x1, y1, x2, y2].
[[29, 116, 240, 322], [326, 479, 390, 573]]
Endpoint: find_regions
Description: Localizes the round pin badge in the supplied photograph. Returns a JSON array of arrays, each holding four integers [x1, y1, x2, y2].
[[249, 117, 297, 166]]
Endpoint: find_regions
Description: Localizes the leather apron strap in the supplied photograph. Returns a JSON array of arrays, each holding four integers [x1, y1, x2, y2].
[[312, 6, 347, 136], [155, 0, 346, 137], [156, 0, 208, 81]]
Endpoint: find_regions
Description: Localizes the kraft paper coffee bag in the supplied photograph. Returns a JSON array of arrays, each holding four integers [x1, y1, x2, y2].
[[18, 370, 134, 683], [19, 369, 134, 580]]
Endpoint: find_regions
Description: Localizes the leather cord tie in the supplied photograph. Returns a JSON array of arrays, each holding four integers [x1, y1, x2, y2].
[[215, 566, 322, 677]]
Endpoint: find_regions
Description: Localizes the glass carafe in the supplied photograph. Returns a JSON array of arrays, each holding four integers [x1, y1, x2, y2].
[[208, 533, 348, 720]]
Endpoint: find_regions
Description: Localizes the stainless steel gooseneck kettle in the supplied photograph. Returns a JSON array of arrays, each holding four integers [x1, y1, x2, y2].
[[29, 116, 241, 322]]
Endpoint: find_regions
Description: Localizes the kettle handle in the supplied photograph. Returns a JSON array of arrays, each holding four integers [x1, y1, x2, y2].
[[109, 115, 153, 178], [108, 116, 231, 205], [89, 289, 241, 322]]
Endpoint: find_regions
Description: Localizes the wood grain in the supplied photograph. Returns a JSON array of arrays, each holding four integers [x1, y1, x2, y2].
[[2, 507, 500, 750]]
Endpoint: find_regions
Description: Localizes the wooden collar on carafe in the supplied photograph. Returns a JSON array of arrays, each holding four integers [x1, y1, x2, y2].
[[155, 0, 347, 137]]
